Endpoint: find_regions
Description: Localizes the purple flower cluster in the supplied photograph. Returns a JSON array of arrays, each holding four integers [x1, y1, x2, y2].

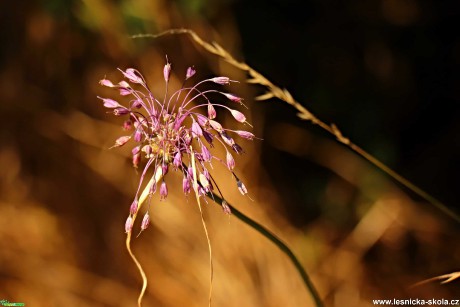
[[98, 59, 254, 233]]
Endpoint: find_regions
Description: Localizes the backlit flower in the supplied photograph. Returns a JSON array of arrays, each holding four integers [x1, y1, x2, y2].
[[99, 58, 255, 231]]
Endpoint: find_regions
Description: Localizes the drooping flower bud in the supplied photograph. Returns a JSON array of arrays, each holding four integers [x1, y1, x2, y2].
[[99, 79, 115, 87], [162, 164, 168, 176], [141, 212, 150, 230], [110, 136, 131, 148], [132, 146, 141, 168], [196, 114, 209, 127], [226, 151, 235, 170], [173, 152, 182, 168], [123, 120, 132, 130], [220, 131, 235, 146], [119, 87, 131, 96], [98, 97, 120, 108], [183, 176, 191, 194], [118, 80, 130, 87], [236, 180, 248, 195], [230, 109, 246, 123], [201, 145, 212, 162], [132, 152, 141, 168], [234, 130, 255, 140], [222, 200, 231, 215], [118, 80, 131, 96], [208, 103, 216, 119], [160, 181, 168, 200], [211, 77, 230, 85], [224, 93, 243, 104], [130, 199, 138, 215], [198, 185, 206, 196], [186, 66, 196, 80], [191, 121, 203, 137], [132, 145, 140, 155], [148, 177, 157, 194], [209, 120, 223, 132], [125, 216, 134, 233], [134, 126, 143, 142]]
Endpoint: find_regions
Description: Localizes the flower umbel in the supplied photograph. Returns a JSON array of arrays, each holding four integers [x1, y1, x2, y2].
[[99, 58, 254, 231]]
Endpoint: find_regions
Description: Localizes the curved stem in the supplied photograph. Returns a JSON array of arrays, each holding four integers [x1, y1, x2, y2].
[[126, 231, 147, 307], [209, 193, 323, 307]]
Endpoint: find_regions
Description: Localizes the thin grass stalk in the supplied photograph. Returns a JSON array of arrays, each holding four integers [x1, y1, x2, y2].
[[132, 29, 460, 224]]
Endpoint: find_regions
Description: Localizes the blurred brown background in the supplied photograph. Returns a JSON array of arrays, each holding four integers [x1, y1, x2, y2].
[[1, 1, 459, 306]]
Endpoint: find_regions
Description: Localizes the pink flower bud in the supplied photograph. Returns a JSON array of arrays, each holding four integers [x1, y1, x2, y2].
[[149, 179, 157, 194], [132, 145, 141, 155], [125, 216, 133, 233], [230, 109, 246, 123], [134, 130, 142, 142], [237, 180, 248, 195], [164, 62, 171, 82], [198, 185, 206, 196], [122, 68, 143, 84], [211, 77, 230, 85], [110, 136, 131, 148], [132, 152, 141, 168], [141, 212, 150, 230], [99, 79, 115, 87], [173, 152, 182, 168], [130, 199, 138, 215], [186, 66, 196, 80], [226, 151, 235, 170], [191, 121, 203, 137], [160, 181, 168, 200], [209, 120, 223, 132], [162, 164, 168, 176], [201, 145, 212, 162], [123, 120, 132, 130], [119, 88, 131, 96], [98, 97, 120, 108], [118, 81, 131, 96], [220, 131, 235, 146], [208, 103, 216, 119], [234, 130, 255, 140], [131, 145, 141, 168], [183, 176, 191, 194], [224, 93, 243, 104], [196, 114, 209, 127], [222, 200, 231, 215]]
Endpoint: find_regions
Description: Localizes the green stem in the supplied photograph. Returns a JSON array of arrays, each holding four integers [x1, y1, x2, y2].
[[209, 193, 323, 307]]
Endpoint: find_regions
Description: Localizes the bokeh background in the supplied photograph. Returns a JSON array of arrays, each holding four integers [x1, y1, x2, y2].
[[1, 1, 459, 306]]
